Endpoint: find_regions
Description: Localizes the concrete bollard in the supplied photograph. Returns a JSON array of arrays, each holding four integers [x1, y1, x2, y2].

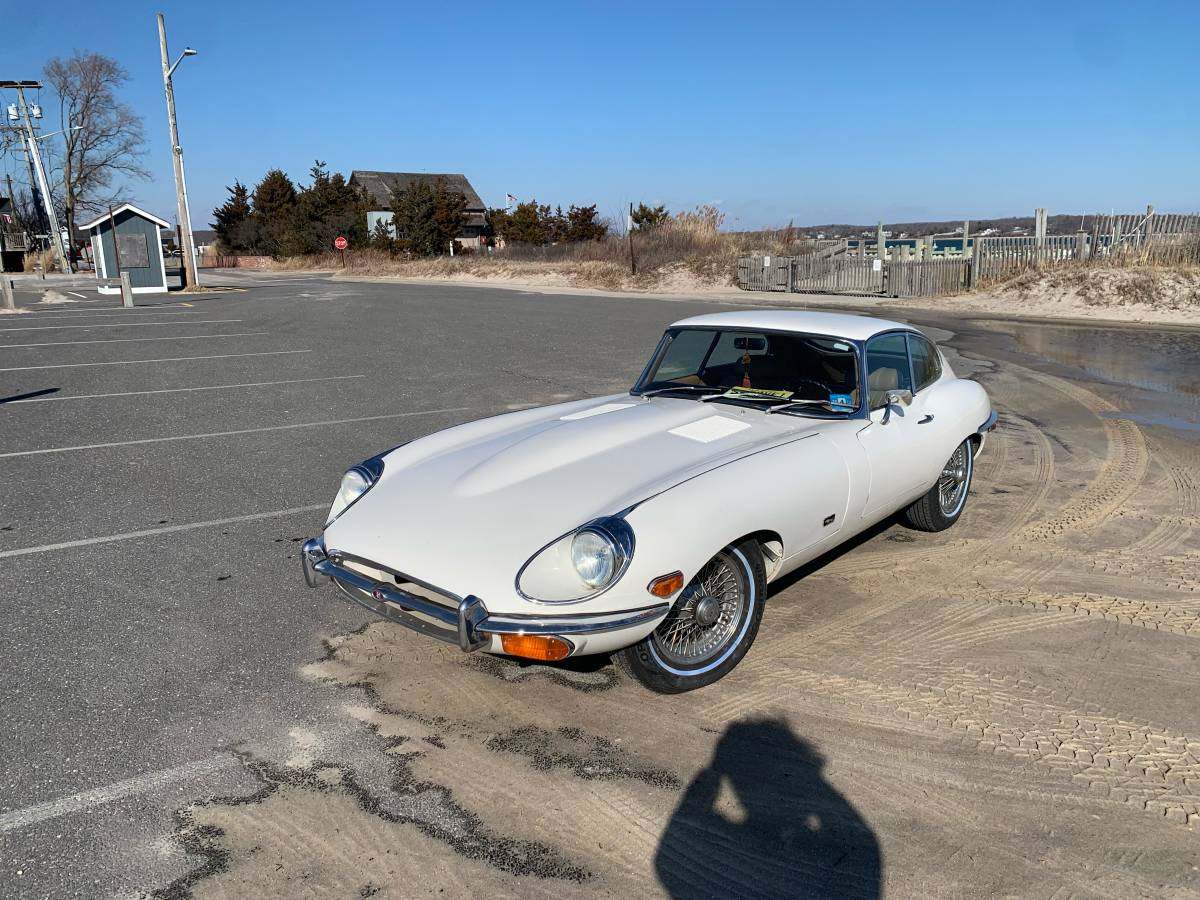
[[120, 271, 134, 308], [1, 277, 14, 311]]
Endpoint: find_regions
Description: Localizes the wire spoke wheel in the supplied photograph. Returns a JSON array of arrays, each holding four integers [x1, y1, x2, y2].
[[937, 442, 970, 517], [651, 550, 746, 668]]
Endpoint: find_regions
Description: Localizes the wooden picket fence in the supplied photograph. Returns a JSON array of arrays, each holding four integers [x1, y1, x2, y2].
[[737, 254, 966, 299], [736, 208, 1200, 299], [885, 257, 970, 297]]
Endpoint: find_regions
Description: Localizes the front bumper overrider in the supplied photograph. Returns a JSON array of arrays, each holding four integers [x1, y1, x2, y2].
[[301, 538, 668, 654]]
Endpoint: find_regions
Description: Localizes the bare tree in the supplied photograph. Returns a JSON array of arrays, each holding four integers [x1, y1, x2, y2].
[[43, 52, 149, 268]]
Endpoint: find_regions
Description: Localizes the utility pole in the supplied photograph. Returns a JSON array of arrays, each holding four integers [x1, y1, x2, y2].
[[157, 14, 201, 289], [1, 80, 69, 272]]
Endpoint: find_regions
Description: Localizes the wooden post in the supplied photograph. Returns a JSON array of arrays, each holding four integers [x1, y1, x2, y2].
[[1034, 208, 1046, 248], [120, 271, 134, 308], [1144, 204, 1155, 246], [1076, 230, 1089, 261], [1, 276, 13, 311], [628, 202, 637, 276], [876, 221, 885, 260], [961, 220, 970, 258]]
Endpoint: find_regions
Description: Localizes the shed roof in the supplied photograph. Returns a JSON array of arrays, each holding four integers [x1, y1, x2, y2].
[[350, 171, 485, 211], [79, 203, 171, 231]]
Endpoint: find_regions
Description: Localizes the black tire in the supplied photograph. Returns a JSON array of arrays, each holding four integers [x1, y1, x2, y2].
[[616, 538, 766, 693], [902, 437, 975, 532]]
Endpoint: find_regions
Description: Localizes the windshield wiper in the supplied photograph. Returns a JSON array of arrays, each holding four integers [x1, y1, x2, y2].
[[638, 385, 724, 398], [765, 399, 848, 415]]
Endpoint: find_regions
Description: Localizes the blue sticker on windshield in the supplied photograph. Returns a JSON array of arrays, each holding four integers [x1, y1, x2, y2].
[[829, 393, 854, 410]]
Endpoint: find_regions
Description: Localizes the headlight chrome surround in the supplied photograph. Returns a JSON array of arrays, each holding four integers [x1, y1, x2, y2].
[[325, 453, 387, 526], [516, 516, 635, 603]]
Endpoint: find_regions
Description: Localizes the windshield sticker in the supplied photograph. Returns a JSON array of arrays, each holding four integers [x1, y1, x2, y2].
[[829, 393, 855, 410], [832, 342, 851, 351], [724, 386, 794, 400]]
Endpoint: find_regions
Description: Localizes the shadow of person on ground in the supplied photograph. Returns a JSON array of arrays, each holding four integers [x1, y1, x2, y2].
[[655, 718, 881, 899]]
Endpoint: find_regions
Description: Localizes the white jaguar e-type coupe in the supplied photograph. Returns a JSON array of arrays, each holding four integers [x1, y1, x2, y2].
[[302, 310, 995, 692]]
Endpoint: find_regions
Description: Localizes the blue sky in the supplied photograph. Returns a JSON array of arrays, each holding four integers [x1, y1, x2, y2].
[[5, 0, 1198, 230]]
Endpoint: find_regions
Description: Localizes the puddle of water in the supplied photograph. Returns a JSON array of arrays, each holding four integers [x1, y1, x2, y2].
[[984, 321, 1200, 399]]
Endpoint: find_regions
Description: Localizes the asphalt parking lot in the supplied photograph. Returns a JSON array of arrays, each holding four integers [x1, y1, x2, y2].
[[2, 271, 1199, 898]]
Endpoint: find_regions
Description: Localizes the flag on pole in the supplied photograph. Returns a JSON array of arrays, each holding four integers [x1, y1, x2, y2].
[[505, 193, 517, 209]]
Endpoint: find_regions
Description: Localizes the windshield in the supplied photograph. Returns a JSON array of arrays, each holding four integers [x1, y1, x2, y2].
[[634, 327, 861, 414]]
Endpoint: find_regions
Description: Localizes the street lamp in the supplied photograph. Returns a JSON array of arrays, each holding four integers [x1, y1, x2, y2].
[[157, 14, 201, 289]]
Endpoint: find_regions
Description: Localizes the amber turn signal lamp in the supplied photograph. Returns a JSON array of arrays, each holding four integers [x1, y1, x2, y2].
[[648, 571, 685, 598], [500, 633, 572, 662]]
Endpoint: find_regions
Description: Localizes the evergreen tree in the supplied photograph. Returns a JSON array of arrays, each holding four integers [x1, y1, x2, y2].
[[506, 200, 548, 244], [370, 219, 395, 253], [391, 178, 467, 256], [285, 161, 369, 255], [632, 202, 670, 230], [545, 205, 568, 243], [212, 181, 254, 252], [431, 179, 468, 253], [566, 204, 608, 241], [484, 207, 510, 245], [250, 169, 298, 256]]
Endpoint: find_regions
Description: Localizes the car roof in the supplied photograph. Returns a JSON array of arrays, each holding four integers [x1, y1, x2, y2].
[[668, 309, 913, 342]]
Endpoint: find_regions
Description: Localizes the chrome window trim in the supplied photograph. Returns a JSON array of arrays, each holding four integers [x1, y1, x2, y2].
[[864, 329, 918, 410], [906, 332, 941, 394], [631, 325, 866, 418]]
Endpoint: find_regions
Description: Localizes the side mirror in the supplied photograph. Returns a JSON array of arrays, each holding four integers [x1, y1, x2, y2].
[[880, 390, 913, 424]]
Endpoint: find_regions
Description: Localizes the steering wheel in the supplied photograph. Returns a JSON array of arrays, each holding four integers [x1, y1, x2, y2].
[[793, 377, 833, 399]]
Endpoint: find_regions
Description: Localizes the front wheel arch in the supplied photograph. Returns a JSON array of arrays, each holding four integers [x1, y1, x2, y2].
[[616, 538, 767, 693]]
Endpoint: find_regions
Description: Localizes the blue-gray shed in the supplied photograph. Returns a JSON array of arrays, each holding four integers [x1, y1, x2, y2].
[[80, 204, 171, 294]]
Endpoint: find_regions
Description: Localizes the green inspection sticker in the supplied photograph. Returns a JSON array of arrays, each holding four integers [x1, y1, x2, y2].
[[724, 386, 795, 400]]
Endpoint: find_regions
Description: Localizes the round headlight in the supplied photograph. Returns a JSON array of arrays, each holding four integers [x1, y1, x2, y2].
[[571, 529, 616, 588], [327, 467, 372, 524]]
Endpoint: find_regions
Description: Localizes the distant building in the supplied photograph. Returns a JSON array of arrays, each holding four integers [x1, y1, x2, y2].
[[80, 203, 171, 294], [0, 195, 28, 272], [349, 171, 487, 248]]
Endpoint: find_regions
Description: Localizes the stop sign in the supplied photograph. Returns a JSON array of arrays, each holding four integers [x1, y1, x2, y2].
[[333, 235, 348, 251]]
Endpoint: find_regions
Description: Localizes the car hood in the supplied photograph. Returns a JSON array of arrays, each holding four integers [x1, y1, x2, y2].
[[321, 394, 816, 600]]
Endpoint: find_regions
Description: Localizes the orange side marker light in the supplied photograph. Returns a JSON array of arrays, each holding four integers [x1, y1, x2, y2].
[[648, 571, 685, 598], [500, 633, 572, 662]]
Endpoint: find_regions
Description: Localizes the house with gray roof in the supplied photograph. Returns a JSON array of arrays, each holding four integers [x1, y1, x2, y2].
[[349, 171, 488, 248]]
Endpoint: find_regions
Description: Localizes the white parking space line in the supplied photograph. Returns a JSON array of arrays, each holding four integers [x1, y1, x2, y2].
[[0, 349, 310, 372], [8, 374, 366, 403], [0, 756, 238, 833], [0, 505, 328, 560], [0, 332, 269, 349], [0, 319, 242, 333], [67, 292, 90, 299], [4, 310, 209, 319], [0, 407, 470, 459]]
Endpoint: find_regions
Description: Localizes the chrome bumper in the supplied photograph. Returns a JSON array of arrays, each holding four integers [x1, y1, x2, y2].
[[973, 409, 999, 457], [301, 539, 668, 654]]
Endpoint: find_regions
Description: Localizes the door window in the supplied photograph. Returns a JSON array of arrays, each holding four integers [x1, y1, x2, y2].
[[865, 333, 913, 409], [908, 334, 941, 392]]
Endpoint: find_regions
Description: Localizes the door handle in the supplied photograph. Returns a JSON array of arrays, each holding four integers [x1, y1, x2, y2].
[[918, 414, 935, 424]]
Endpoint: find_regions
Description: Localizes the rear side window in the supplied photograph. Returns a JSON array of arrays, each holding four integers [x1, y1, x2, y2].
[[865, 333, 913, 409], [908, 334, 942, 392]]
